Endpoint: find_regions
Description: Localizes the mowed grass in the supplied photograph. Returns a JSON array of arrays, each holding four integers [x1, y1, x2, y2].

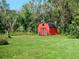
[[0, 35, 79, 59]]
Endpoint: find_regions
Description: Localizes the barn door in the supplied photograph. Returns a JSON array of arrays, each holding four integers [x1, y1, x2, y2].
[[42, 28, 47, 36]]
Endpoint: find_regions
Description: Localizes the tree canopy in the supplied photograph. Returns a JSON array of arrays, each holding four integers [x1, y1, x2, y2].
[[0, 0, 79, 38]]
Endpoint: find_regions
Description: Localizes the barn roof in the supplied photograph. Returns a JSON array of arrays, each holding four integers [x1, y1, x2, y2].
[[48, 22, 56, 28]]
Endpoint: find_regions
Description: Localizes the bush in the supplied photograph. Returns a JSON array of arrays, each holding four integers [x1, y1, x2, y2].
[[59, 15, 79, 38], [0, 39, 9, 45], [64, 15, 79, 38]]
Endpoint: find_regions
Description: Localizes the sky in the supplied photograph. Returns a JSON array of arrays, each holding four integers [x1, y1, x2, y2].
[[7, 0, 30, 10]]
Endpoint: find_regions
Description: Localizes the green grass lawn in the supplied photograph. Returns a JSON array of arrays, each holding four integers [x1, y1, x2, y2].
[[0, 35, 79, 59]]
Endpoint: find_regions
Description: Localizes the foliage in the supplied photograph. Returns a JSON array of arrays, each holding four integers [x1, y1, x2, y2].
[[0, 0, 79, 38], [67, 15, 79, 38], [0, 38, 8, 45]]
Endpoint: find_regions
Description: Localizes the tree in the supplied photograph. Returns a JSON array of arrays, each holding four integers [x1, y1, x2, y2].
[[0, 0, 19, 38]]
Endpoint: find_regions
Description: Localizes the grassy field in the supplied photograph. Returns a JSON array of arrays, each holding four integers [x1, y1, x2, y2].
[[0, 35, 79, 59]]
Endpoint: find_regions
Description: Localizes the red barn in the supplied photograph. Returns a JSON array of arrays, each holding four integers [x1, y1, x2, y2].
[[38, 22, 59, 36]]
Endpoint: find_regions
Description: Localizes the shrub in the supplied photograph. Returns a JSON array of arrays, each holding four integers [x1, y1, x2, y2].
[[0, 39, 9, 45], [65, 15, 79, 38], [59, 15, 79, 38]]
